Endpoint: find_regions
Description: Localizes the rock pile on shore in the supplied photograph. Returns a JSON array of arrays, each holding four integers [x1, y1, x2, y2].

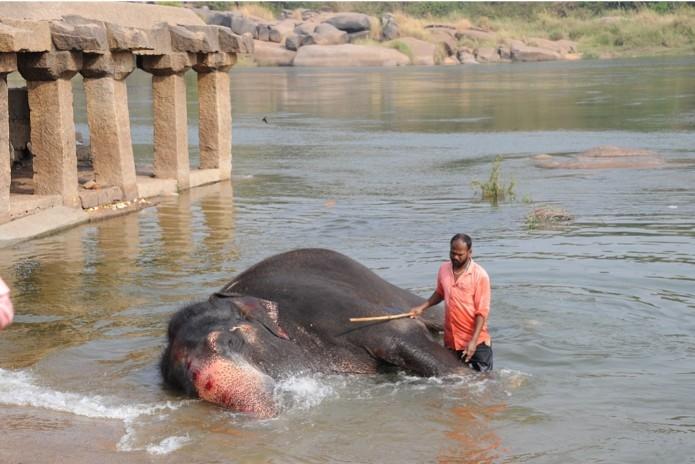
[[194, 7, 580, 67]]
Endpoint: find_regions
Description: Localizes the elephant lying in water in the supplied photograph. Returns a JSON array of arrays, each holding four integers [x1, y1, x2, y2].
[[161, 248, 465, 417]]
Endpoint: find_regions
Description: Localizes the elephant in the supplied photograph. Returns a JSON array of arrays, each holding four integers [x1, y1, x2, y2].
[[160, 248, 466, 417]]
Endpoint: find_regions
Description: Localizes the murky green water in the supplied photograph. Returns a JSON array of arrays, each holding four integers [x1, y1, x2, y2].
[[1, 57, 695, 463]]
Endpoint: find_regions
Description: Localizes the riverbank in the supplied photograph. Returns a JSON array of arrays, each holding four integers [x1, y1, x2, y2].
[[192, 2, 695, 66]]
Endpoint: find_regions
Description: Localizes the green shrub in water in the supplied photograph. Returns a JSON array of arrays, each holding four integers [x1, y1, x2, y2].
[[472, 155, 515, 205]]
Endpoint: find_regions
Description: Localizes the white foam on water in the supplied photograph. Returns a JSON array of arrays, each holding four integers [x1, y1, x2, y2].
[[274, 374, 337, 411], [144, 434, 191, 455], [0, 368, 189, 456]]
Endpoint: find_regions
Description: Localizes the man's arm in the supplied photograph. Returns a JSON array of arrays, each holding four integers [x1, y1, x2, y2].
[[408, 291, 443, 318], [465, 271, 491, 361], [464, 315, 485, 361]]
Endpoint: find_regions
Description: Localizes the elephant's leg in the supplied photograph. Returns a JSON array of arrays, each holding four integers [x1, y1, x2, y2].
[[361, 320, 465, 377]]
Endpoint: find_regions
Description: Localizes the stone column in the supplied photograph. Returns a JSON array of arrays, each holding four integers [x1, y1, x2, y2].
[[140, 53, 194, 191], [18, 51, 82, 208], [81, 51, 138, 200], [0, 53, 17, 224], [193, 52, 235, 180]]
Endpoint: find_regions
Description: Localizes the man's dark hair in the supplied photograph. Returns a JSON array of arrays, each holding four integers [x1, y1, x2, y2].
[[450, 233, 472, 250]]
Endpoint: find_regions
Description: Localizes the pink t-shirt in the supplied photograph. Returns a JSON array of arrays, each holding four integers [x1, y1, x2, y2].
[[0, 277, 13, 329], [435, 260, 491, 350]]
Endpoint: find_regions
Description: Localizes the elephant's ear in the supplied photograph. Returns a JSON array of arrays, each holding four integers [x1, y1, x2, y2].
[[230, 296, 290, 340]]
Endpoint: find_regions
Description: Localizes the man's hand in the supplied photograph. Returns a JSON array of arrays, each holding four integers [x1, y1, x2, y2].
[[463, 340, 477, 362], [408, 307, 424, 318]]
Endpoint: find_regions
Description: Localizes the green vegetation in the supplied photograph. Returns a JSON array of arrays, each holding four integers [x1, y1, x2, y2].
[[193, 2, 695, 59], [385, 40, 414, 63], [472, 156, 515, 205]]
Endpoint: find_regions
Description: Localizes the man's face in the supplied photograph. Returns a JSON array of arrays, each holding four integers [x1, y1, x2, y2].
[[449, 240, 471, 270]]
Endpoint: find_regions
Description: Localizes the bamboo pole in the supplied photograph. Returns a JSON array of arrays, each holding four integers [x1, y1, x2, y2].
[[349, 312, 412, 322]]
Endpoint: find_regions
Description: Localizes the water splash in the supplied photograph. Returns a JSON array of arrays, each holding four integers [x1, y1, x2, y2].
[[274, 374, 337, 412], [0, 368, 189, 455]]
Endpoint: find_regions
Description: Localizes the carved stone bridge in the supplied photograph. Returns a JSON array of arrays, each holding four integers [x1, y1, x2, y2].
[[0, 2, 253, 226]]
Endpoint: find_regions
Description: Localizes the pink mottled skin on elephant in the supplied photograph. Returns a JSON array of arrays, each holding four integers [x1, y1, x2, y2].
[[187, 331, 276, 418]]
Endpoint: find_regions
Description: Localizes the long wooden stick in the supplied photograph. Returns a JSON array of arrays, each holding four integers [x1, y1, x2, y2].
[[349, 312, 412, 322]]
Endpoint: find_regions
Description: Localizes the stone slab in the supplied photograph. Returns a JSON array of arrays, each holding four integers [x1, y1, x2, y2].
[[0, 19, 52, 52], [0, 2, 205, 29], [8, 193, 62, 220], [50, 19, 108, 53], [0, 205, 88, 247], [78, 185, 123, 208], [136, 175, 177, 198], [189, 168, 221, 188]]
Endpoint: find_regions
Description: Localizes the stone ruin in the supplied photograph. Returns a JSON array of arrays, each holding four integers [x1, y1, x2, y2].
[[0, 2, 254, 224]]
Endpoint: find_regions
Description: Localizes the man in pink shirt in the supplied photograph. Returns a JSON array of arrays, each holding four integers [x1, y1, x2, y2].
[[0, 277, 14, 330], [408, 233, 493, 372]]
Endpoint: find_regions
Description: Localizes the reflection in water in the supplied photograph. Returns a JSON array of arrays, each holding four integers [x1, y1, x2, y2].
[[439, 403, 505, 464]]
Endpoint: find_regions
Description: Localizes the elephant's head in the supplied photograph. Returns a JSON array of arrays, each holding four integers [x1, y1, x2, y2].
[[161, 295, 292, 417]]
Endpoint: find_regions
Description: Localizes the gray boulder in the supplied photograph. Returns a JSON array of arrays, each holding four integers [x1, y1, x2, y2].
[[381, 13, 398, 40], [256, 22, 270, 42], [269, 19, 295, 43], [285, 32, 314, 51], [475, 47, 500, 63], [511, 43, 561, 62], [312, 23, 348, 45], [325, 13, 371, 33], [457, 49, 478, 64], [231, 14, 258, 38]]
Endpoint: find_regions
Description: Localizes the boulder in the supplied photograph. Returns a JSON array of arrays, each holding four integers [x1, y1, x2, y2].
[[294, 22, 317, 36], [381, 13, 398, 40], [396, 37, 435, 66], [312, 23, 348, 45], [532, 146, 664, 169], [511, 43, 561, 62], [442, 56, 459, 65], [526, 37, 578, 55], [325, 13, 371, 33], [475, 47, 500, 63], [269, 19, 295, 43], [256, 22, 271, 42], [285, 32, 314, 51], [231, 14, 258, 38], [203, 11, 232, 28], [347, 30, 370, 43], [427, 28, 457, 56], [253, 40, 295, 66], [293, 44, 409, 67], [457, 49, 478, 64]]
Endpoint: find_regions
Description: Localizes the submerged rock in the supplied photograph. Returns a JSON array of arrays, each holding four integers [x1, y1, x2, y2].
[[533, 146, 664, 169]]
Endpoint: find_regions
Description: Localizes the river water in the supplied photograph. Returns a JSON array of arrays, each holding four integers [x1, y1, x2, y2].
[[1, 57, 695, 463]]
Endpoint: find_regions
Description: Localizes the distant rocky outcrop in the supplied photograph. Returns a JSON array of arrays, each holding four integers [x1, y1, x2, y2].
[[192, 7, 581, 68]]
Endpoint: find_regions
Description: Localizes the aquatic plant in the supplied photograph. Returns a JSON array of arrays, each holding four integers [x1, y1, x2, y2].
[[526, 205, 574, 230], [471, 155, 515, 205]]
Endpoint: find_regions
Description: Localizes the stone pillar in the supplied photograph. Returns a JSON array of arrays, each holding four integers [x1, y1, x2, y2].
[[140, 53, 194, 190], [81, 51, 138, 200], [0, 53, 17, 224], [18, 51, 82, 208], [193, 52, 235, 180]]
